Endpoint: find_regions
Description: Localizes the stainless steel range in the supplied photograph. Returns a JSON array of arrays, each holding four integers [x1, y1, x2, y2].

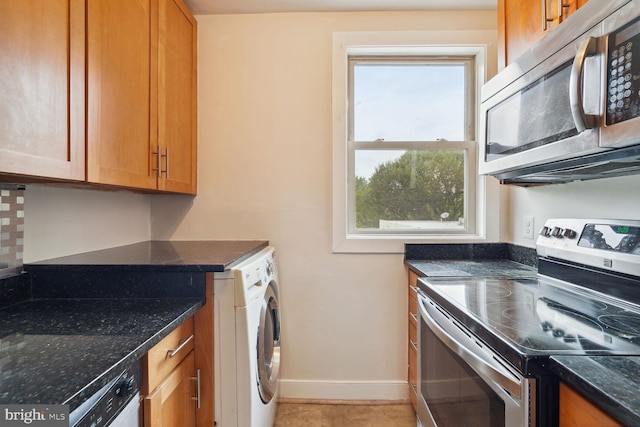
[[416, 219, 640, 427]]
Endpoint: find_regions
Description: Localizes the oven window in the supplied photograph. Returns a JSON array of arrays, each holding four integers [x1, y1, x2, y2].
[[421, 321, 505, 426]]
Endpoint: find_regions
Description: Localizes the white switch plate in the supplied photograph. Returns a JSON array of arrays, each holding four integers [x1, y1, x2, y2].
[[523, 215, 535, 239]]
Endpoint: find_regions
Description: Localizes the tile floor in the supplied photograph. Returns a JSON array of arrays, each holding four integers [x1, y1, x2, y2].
[[274, 403, 417, 426]]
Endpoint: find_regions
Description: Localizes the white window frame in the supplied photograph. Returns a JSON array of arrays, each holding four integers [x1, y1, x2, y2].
[[332, 30, 500, 254]]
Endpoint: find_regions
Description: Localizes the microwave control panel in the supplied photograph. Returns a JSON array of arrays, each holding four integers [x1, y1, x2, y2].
[[606, 16, 640, 125]]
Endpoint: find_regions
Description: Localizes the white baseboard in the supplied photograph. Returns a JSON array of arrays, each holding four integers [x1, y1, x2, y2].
[[279, 379, 410, 401]]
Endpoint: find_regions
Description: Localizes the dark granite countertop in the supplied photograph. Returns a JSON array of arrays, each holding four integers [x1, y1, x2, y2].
[[0, 298, 202, 411], [550, 356, 640, 426], [407, 259, 537, 277], [26, 240, 269, 272], [0, 240, 268, 412], [405, 243, 538, 277]]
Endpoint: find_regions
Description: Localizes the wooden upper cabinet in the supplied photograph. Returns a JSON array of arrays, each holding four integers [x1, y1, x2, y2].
[[498, 0, 589, 69], [0, 0, 85, 181], [87, 0, 197, 194], [157, 0, 198, 194], [86, 0, 158, 190]]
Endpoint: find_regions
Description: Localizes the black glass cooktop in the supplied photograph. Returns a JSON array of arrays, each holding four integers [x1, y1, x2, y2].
[[418, 276, 640, 374]]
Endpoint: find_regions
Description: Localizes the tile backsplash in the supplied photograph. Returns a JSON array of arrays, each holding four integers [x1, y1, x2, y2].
[[0, 186, 25, 277]]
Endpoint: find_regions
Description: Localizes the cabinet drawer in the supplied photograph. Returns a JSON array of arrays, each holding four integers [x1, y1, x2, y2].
[[409, 385, 417, 411], [408, 343, 418, 389], [409, 320, 418, 351], [143, 317, 194, 394], [143, 350, 196, 427], [408, 271, 419, 325], [409, 290, 418, 326]]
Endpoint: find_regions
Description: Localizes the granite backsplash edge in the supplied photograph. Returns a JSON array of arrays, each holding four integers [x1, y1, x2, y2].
[[405, 243, 538, 268]]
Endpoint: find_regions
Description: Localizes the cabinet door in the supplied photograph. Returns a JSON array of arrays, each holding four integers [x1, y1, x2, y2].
[[559, 382, 621, 427], [86, 0, 158, 190], [194, 274, 214, 427], [0, 0, 85, 180], [157, 0, 198, 194], [498, 0, 588, 68], [144, 351, 197, 427]]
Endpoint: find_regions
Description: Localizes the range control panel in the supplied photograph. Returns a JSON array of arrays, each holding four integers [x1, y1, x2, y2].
[[537, 219, 640, 277]]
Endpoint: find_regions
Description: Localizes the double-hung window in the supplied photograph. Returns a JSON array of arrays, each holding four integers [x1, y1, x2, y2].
[[332, 31, 496, 253]]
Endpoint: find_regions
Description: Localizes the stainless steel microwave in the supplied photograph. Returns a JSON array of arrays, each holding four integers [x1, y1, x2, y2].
[[479, 0, 640, 184]]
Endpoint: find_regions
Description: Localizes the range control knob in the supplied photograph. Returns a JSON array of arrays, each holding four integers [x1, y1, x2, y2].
[[115, 376, 135, 397], [551, 227, 564, 238], [563, 228, 577, 239], [539, 227, 551, 237]]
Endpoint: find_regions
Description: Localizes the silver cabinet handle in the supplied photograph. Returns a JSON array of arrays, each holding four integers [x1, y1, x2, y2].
[[570, 37, 598, 132], [152, 145, 161, 177], [191, 369, 201, 409], [409, 312, 418, 323], [558, 0, 569, 19], [409, 339, 418, 352], [164, 146, 169, 179], [167, 334, 194, 358], [418, 294, 522, 399], [160, 146, 169, 178], [409, 285, 418, 294], [541, 0, 555, 31]]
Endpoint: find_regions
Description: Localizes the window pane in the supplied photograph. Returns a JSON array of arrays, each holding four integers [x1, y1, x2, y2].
[[353, 64, 466, 141], [354, 149, 466, 231]]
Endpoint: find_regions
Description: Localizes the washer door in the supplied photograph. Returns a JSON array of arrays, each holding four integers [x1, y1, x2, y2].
[[257, 282, 281, 403]]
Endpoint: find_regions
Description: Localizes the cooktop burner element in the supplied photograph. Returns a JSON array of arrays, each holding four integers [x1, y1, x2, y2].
[[598, 315, 640, 337]]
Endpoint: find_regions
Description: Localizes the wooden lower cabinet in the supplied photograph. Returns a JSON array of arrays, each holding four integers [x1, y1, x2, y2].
[[193, 274, 215, 427], [144, 351, 197, 427], [408, 270, 420, 410], [142, 315, 203, 427], [141, 276, 214, 427], [559, 382, 622, 427]]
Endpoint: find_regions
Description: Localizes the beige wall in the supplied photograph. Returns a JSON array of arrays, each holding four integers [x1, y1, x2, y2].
[[24, 185, 151, 262], [151, 10, 498, 400], [507, 175, 640, 247]]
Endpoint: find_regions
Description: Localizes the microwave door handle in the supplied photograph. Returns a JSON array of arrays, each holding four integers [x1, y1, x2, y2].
[[570, 36, 598, 133], [417, 294, 522, 399]]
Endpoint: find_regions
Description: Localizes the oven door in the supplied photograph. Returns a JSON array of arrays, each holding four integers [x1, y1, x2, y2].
[[416, 291, 535, 427]]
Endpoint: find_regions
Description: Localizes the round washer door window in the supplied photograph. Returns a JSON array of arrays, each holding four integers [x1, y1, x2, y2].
[[257, 282, 281, 403]]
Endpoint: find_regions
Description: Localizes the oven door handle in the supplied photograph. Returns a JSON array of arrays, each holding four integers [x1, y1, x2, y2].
[[418, 294, 522, 399]]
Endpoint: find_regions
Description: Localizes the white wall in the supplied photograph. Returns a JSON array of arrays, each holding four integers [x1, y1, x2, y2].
[[23, 186, 151, 262], [507, 175, 640, 248], [151, 10, 498, 400]]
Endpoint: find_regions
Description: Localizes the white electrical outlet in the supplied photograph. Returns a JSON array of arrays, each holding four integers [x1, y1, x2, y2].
[[523, 215, 535, 239]]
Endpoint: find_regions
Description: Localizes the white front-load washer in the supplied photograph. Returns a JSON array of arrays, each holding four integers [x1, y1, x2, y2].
[[214, 246, 281, 427]]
